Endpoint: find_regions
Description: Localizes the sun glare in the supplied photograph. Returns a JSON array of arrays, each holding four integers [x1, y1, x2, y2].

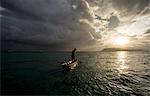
[[114, 36, 129, 46]]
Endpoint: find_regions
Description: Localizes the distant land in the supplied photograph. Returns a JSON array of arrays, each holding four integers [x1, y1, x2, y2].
[[101, 48, 146, 51]]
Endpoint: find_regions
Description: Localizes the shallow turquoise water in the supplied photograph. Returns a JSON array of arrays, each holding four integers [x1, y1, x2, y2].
[[1, 51, 150, 95]]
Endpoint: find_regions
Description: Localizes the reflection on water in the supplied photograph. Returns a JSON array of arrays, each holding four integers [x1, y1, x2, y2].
[[117, 51, 128, 74]]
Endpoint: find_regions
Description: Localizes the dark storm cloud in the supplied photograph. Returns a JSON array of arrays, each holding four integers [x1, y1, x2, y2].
[[1, 0, 150, 51], [1, 0, 95, 50]]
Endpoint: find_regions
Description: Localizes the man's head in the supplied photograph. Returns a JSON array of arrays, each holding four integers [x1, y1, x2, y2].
[[74, 48, 77, 51]]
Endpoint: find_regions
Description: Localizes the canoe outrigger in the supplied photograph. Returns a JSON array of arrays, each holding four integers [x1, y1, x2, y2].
[[61, 59, 78, 70]]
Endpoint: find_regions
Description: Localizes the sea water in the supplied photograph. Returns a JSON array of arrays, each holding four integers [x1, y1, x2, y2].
[[1, 51, 150, 95]]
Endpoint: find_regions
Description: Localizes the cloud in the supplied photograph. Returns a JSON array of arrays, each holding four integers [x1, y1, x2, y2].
[[116, 14, 150, 36], [112, 0, 149, 19], [1, 0, 95, 50], [1, 0, 150, 51], [144, 29, 150, 34]]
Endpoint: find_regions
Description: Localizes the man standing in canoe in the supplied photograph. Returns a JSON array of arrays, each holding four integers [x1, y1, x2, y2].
[[71, 48, 77, 61]]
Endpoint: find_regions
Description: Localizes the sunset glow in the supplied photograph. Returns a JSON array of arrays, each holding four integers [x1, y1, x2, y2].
[[114, 36, 129, 46]]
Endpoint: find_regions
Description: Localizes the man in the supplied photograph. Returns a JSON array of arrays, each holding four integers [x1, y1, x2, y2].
[[71, 48, 77, 61]]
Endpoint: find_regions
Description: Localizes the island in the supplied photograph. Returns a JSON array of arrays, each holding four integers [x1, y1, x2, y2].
[[101, 48, 145, 52]]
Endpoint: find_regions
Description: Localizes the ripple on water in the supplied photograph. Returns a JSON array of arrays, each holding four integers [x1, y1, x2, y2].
[[2, 52, 150, 95]]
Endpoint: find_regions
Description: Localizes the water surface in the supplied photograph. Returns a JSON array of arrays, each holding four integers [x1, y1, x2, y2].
[[2, 51, 150, 95]]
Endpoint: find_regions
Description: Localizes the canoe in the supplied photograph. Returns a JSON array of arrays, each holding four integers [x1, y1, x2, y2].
[[61, 59, 78, 70]]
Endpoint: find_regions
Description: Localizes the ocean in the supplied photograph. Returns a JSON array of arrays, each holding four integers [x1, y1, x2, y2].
[[1, 51, 150, 95]]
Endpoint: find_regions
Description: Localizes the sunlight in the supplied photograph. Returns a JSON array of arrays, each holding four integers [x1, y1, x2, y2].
[[117, 51, 128, 74], [114, 36, 129, 46]]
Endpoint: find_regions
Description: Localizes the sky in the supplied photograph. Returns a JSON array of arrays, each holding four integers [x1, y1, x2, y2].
[[1, 0, 150, 51]]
